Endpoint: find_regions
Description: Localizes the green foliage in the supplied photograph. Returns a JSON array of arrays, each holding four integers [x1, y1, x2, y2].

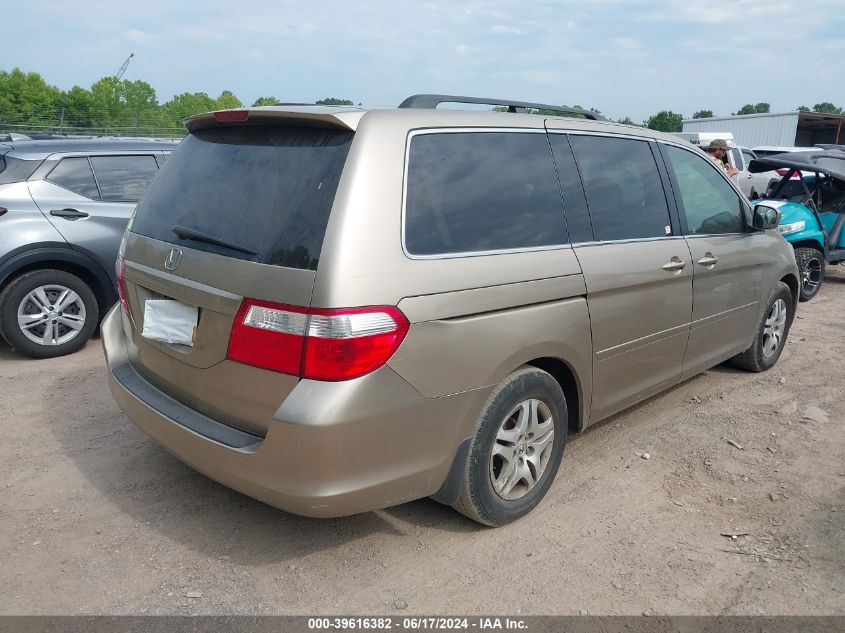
[[734, 103, 770, 115], [316, 97, 353, 105], [692, 110, 714, 119], [797, 105, 811, 112], [812, 102, 842, 114], [215, 90, 242, 110], [252, 96, 278, 107], [0, 68, 62, 126], [645, 110, 683, 132]]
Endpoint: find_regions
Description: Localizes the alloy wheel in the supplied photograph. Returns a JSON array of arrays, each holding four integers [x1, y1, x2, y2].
[[489, 398, 555, 501], [801, 257, 822, 294], [762, 298, 787, 359], [17, 284, 87, 346]]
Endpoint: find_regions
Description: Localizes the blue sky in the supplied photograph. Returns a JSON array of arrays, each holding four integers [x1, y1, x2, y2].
[[5, 0, 844, 121]]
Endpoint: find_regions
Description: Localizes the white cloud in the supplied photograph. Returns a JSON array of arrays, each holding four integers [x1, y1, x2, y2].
[[489, 25, 523, 35]]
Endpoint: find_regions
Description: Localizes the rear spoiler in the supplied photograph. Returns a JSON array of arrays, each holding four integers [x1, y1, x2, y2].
[[185, 107, 366, 133]]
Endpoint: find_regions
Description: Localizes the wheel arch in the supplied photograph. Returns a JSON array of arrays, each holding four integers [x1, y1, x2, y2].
[[525, 357, 584, 433], [0, 245, 116, 321], [779, 272, 799, 309], [790, 239, 825, 252]]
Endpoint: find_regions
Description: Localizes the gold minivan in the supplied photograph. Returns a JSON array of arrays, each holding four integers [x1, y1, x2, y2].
[[102, 95, 799, 526]]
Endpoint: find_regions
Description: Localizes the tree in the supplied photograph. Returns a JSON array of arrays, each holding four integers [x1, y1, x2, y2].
[[692, 110, 714, 119], [316, 97, 353, 105], [734, 102, 769, 115], [645, 110, 683, 132], [215, 90, 242, 110], [0, 68, 62, 126], [617, 116, 637, 126], [252, 96, 278, 107], [161, 92, 218, 127], [797, 105, 811, 112], [812, 102, 842, 114]]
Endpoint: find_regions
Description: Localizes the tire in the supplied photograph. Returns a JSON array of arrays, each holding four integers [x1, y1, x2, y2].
[[794, 247, 825, 302], [730, 281, 793, 373], [453, 366, 567, 527], [0, 269, 98, 359]]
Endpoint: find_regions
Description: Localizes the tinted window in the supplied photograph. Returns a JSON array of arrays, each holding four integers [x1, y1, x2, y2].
[[405, 132, 566, 255], [47, 157, 100, 199], [0, 155, 40, 185], [570, 136, 671, 241], [91, 155, 159, 201], [131, 126, 352, 270], [664, 145, 744, 235], [548, 134, 593, 242], [742, 149, 756, 165]]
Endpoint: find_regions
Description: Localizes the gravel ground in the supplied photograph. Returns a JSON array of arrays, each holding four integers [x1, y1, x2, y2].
[[1, 268, 843, 615]]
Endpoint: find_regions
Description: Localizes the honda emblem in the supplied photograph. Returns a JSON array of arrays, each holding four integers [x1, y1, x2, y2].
[[164, 247, 183, 271]]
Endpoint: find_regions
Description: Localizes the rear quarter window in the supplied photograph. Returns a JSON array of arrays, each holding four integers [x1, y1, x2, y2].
[[0, 155, 42, 186], [46, 157, 100, 199], [404, 131, 567, 256]]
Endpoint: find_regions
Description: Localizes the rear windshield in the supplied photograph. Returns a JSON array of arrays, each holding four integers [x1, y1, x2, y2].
[[131, 125, 353, 270]]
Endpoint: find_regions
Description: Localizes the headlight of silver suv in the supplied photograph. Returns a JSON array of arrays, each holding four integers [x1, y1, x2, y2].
[[777, 220, 805, 235]]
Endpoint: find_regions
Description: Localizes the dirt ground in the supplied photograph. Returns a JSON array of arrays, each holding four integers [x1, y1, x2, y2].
[[1, 269, 843, 616]]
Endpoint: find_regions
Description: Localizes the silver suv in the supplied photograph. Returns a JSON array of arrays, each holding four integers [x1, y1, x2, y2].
[[0, 136, 177, 357], [102, 96, 798, 526]]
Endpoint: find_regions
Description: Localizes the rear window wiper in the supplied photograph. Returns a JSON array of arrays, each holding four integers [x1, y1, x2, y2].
[[171, 225, 258, 257]]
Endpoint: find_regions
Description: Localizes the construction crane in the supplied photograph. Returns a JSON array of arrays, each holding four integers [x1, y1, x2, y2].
[[115, 53, 134, 80]]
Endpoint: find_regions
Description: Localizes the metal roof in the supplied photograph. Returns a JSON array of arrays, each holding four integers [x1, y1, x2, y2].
[[682, 111, 845, 148]]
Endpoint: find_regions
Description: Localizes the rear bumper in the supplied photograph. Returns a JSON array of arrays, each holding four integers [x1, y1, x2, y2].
[[101, 305, 488, 518]]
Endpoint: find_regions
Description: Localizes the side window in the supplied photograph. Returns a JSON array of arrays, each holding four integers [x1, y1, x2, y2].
[[547, 134, 593, 242], [569, 135, 672, 241], [730, 148, 743, 170], [742, 149, 756, 166], [404, 132, 566, 255], [90, 155, 159, 202], [47, 157, 100, 199], [664, 145, 745, 235]]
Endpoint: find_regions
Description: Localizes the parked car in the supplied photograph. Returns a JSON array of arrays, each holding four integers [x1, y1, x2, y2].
[[676, 133, 778, 199], [751, 147, 845, 301], [103, 96, 798, 526], [0, 136, 178, 357]]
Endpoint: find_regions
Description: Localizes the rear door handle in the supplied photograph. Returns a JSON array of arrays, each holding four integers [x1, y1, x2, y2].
[[662, 256, 686, 272], [698, 253, 719, 268], [50, 208, 89, 220]]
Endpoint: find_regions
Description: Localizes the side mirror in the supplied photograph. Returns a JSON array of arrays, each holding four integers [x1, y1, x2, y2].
[[753, 204, 781, 230]]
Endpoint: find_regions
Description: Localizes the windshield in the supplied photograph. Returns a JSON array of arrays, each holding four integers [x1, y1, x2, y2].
[[131, 125, 354, 270]]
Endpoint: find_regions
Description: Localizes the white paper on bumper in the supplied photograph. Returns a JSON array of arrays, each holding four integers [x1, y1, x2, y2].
[[141, 299, 198, 346]]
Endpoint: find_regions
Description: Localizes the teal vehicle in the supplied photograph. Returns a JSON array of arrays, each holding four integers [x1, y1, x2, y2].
[[751, 149, 845, 301]]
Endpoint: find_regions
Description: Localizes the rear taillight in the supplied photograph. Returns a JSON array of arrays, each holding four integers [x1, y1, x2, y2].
[[227, 299, 410, 381], [116, 256, 130, 313], [775, 168, 794, 177]]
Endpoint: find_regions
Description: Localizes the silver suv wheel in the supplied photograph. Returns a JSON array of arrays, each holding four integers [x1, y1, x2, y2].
[[490, 398, 555, 500], [17, 285, 87, 346], [761, 298, 787, 359]]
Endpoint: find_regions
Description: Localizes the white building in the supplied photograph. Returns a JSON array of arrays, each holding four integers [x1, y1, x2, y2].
[[681, 111, 844, 148]]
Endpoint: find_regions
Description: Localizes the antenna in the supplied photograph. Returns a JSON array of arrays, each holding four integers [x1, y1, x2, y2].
[[115, 53, 135, 80]]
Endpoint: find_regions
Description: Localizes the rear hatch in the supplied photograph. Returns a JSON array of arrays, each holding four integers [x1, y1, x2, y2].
[[120, 111, 358, 436]]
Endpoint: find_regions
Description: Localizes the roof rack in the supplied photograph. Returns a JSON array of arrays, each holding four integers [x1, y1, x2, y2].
[[398, 94, 605, 121]]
